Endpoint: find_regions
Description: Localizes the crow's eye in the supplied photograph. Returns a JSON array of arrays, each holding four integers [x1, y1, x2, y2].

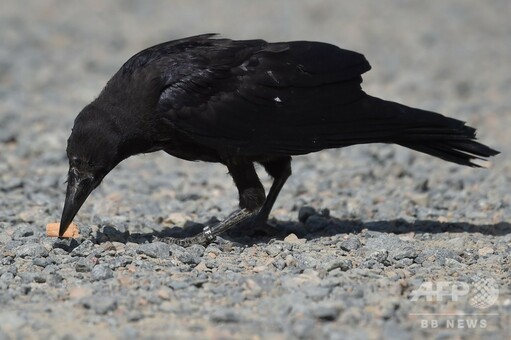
[[70, 157, 82, 167], [70, 157, 97, 169]]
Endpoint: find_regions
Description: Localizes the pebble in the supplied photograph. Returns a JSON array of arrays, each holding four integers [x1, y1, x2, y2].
[[284, 233, 305, 244], [11, 224, 39, 240], [392, 247, 419, 261], [137, 242, 171, 258], [18, 272, 46, 284], [70, 240, 96, 257], [414, 248, 460, 265], [291, 317, 316, 339], [164, 212, 189, 225], [169, 244, 201, 264], [75, 257, 95, 272], [478, 246, 494, 256], [339, 238, 361, 251], [369, 250, 389, 265], [309, 305, 341, 321], [0, 272, 15, 283], [209, 308, 241, 323], [327, 259, 353, 272], [91, 264, 114, 281], [15, 244, 49, 258], [273, 258, 286, 270], [303, 286, 332, 301], [32, 257, 53, 268], [82, 296, 118, 315]]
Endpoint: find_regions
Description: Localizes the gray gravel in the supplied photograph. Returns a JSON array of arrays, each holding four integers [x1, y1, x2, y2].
[[1, 0, 510, 339]]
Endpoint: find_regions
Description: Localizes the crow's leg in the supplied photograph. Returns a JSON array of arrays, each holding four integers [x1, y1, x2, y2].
[[239, 156, 291, 236], [161, 160, 265, 246], [257, 156, 292, 224]]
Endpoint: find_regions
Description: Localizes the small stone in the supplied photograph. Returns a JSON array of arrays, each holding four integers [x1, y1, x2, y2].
[[69, 286, 93, 299], [304, 286, 332, 300], [121, 326, 139, 339], [91, 264, 114, 281], [164, 212, 188, 225], [369, 250, 389, 264], [394, 258, 414, 268], [291, 317, 315, 339], [187, 244, 205, 258], [127, 311, 144, 322], [50, 247, 69, 256], [168, 280, 191, 290], [47, 273, 64, 286], [33, 257, 53, 268], [15, 243, 49, 258], [445, 237, 466, 254], [445, 258, 465, 268], [414, 248, 460, 265], [405, 192, 429, 206], [206, 259, 218, 269], [265, 243, 283, 257], [327, 259, 353, 272], [284, 233, 305, 244], [111, 256, 132, 269], [361, 259, 381, 269], [100, 241, 116, 252], [0, 272, 15, 283], [210, 308, 241, 323], [12, 224, 38, 240], [194, 262, 210, 272], [156, 287, 173, 301], [252, 265, 267, 273], [82, 296, 118, 315], [137, 242, 170, 258], [273, 258, 286, 270], [0, 256, 13, 266], [18, 272, 46, 284], [310, 305, 341, 321], [392, 247, 419, 260], [70, 240, 96, 257], [19, 207, 41, 222], [383, 320, 411, 339], [285, 254, 297, 267], [42, 264, 58, 275], [478, 247, 494, 256], [111, 242, 126, 252], [339, 238, 361, 252], [176, 251, 200, 265], [293, 253, 319, 269], [75, 258, 94, 272]]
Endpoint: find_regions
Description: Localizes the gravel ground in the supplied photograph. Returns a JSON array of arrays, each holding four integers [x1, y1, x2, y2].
[[1, 1, 510, 339]]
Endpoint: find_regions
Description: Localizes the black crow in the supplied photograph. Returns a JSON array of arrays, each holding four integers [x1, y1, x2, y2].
[[60, 34, 499, 245]]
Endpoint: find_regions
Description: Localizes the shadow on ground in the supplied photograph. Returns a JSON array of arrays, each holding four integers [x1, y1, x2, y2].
[[92, 215, 511, 247]]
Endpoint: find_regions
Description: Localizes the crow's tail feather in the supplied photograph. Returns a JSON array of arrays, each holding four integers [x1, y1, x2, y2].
[[373, 98, 501, 167]]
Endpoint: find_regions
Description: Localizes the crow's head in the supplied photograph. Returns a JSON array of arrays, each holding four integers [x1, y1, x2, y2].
[[59, 104, 126, 237]]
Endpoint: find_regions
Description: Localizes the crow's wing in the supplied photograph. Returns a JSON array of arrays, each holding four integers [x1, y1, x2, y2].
[[155, 37, 401, 156]]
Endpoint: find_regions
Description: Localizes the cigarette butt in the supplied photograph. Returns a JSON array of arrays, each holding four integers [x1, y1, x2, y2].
[[46, 222, 80, 238]]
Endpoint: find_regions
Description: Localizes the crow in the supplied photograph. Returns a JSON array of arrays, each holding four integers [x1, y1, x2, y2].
[[60, 34, 499, 245]]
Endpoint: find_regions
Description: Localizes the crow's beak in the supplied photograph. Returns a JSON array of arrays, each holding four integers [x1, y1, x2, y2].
[[59, 168, 96, 237]]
